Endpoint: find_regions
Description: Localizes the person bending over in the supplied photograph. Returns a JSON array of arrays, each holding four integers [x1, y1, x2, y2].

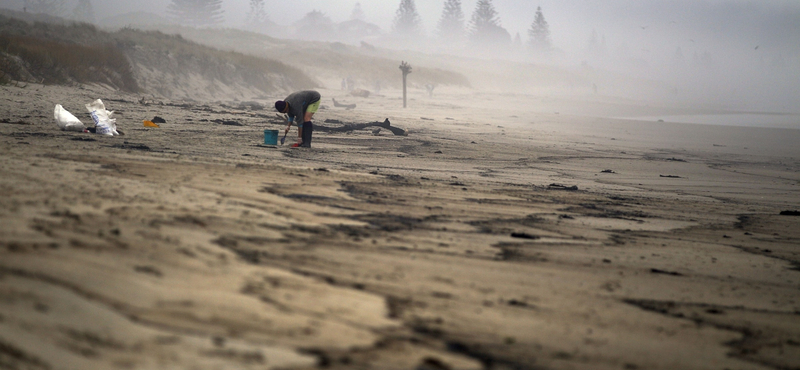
[[274, 90, 321, 148]]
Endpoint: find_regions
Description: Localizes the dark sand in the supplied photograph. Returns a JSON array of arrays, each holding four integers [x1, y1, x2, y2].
[[1, 82, 799, 369]]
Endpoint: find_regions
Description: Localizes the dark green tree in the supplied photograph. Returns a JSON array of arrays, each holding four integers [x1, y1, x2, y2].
[[245, 0, 267, 26], [293, 10, 336, 41], [350, 2, 366, 21], [437, 0, 465, 41], [528, 6, 551, 51], [585, 29, 605, 58], [167, 0, 224, 27], [71, 0, 96, 24], [393, 0, 422, 36], [468, 0, 510, 46]]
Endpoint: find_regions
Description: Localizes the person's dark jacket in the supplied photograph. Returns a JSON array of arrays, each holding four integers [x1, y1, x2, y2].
[[284, 90, 321, 124]]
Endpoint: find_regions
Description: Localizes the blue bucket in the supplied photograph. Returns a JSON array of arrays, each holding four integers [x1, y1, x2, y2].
[[264, 129, 278, 145]]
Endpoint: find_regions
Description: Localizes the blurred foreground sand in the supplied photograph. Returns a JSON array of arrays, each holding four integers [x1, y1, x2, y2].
[[1, 83, 799, 369]]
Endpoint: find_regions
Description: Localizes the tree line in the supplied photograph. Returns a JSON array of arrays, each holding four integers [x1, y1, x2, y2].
[[419, 0, 551, 52], [249, 0, 552, 52], [22, 0, 552, 53]]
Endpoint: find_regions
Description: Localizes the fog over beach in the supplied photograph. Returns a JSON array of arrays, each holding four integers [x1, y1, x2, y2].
[[82, 0, 800, 113], [6, 0, 800, 112], [1, 1, 799, 369]]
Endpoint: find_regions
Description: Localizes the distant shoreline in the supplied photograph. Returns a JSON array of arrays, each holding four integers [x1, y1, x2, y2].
[[612, 113, 800, 130]]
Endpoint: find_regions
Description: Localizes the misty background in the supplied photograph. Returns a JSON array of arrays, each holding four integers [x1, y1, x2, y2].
[[3, 0, 800, 113]]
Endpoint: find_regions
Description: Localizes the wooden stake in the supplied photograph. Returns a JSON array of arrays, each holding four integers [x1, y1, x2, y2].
[[399, 61, 412, 108]]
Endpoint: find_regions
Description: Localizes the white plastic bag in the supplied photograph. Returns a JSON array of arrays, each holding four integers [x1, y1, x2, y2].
[[85, 99, 118, 136], [53, 104, 85, 132]]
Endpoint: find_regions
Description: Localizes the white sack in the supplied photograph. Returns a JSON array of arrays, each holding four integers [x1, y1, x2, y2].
[[53, 104, 85, 132], [85, 99, 118, 136]]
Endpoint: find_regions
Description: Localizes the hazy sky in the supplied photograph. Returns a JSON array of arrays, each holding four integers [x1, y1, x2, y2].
[[0, 0, 796, 111], [5, 0, 798, 108], [6, 0, 797, 74], [83, 0, 800, 57], [5, 0, 796, 57]]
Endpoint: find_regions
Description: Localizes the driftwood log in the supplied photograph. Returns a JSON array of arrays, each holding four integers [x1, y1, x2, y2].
[[332, 98, 356, 110], [318, 118, 407, 136], [350, 89, 370, 98]]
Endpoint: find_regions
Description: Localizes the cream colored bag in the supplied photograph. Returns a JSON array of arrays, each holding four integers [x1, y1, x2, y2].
[[53, 104, 85, 132], [86, 99, 118, 136]]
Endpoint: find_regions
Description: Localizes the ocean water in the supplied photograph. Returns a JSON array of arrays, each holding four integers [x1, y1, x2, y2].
[[617, 114, 800, 130]]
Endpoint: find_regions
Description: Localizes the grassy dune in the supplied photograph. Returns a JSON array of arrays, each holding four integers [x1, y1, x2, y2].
[[0, 11, 317, 98]]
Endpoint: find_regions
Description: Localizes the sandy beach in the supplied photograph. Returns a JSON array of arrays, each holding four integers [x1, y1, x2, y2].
[[1, 81, 799, 370]]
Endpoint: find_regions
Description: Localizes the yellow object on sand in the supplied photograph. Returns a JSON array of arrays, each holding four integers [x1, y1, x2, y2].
[[143, 120, 159, 128]]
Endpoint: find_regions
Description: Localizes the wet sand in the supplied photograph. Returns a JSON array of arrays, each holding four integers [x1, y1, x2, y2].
[[1, 83, 799, 369]]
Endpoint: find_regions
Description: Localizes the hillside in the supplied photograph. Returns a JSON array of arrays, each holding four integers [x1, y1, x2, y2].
[[110, 24, 473, 91], [0, 10, 316, 101], [96, 14, 678, 103], [0, 9, 478, 102], [0, 8, 682, 105]]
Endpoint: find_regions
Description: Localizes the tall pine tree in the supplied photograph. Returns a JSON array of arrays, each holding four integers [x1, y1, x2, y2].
[[468, 0, 510, 46], [585, 29, 606, 58], [528, 6, 551, 51], [245, 0, 267, 26], [437, 0, 465, 41], [350, 2, 366, 21], [71, 0, 96, 24], [393, 0, 422, 37], [293, 10, 336, 41], [168, 0, 224, 28]]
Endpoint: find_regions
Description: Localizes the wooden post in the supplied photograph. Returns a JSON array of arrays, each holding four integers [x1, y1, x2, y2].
[[399, 61, 412, 108]]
